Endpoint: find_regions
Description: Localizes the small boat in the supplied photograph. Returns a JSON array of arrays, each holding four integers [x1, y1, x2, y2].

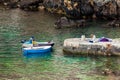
[[23, 52, 51, 58], [22, 46, 52, 55], [22, 41, 54, 48]]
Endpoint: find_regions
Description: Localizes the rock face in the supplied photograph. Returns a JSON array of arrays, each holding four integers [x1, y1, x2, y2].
[[54, 17, 86, 29], [63, 38, 120, 56], [43, 0, 62, 8], [0, 0, 43, 10], [0, 0, 19, 8], [18, 0, 43, 10], [0, 0, 119, 20], [95, 0, 118, 19], [43, 0, 120, 20]]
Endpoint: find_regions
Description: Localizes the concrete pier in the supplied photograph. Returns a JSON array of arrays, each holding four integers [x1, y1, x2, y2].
[[63, 38, 120, 56]]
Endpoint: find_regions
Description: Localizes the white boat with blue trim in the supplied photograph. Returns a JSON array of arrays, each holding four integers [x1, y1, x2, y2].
[[22, 46, 52, 55]]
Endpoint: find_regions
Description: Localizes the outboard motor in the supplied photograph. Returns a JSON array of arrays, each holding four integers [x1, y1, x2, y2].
[[21, 40, 26, 43]]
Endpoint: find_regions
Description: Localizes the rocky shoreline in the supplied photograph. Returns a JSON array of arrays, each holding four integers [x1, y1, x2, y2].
[[0, 0, 120, 27]]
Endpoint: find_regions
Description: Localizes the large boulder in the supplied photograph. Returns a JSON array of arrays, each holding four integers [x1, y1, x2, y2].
[[107, 20, 120, 27], [0, 0, 44, 10], [43, 0, 62, 8], [93, 0, 119, 19], [54, 17, 86, 29], [116, 0, 120, 7], [0, 0, 19, 8], [50, 0, 119, 20], [18, 0, 43, 10], [100, 1, 117, 19], [61, 0, 94, 19]]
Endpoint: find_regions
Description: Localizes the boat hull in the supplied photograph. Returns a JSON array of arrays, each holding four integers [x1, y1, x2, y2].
[[22, 46, 52, 55]]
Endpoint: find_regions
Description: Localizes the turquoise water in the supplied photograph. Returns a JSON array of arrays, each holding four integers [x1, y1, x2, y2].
[[0, 8, 120, 80]]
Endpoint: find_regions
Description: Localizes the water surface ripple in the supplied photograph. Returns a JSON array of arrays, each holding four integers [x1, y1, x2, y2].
[[0, 8, 120, 80]]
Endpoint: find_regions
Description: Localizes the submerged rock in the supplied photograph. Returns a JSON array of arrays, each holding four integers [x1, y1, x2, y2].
[[107, 20, 120, 27]]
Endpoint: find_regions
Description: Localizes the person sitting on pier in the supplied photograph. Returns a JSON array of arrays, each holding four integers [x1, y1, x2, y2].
[[89, 34, 96, 43]]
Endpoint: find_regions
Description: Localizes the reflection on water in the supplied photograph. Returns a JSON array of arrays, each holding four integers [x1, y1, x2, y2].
[[23, 52, 52, 59], [0, 8, 120, 80]]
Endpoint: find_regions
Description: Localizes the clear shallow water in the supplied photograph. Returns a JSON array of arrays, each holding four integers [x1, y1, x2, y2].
[[0, 8, 120, 80]]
